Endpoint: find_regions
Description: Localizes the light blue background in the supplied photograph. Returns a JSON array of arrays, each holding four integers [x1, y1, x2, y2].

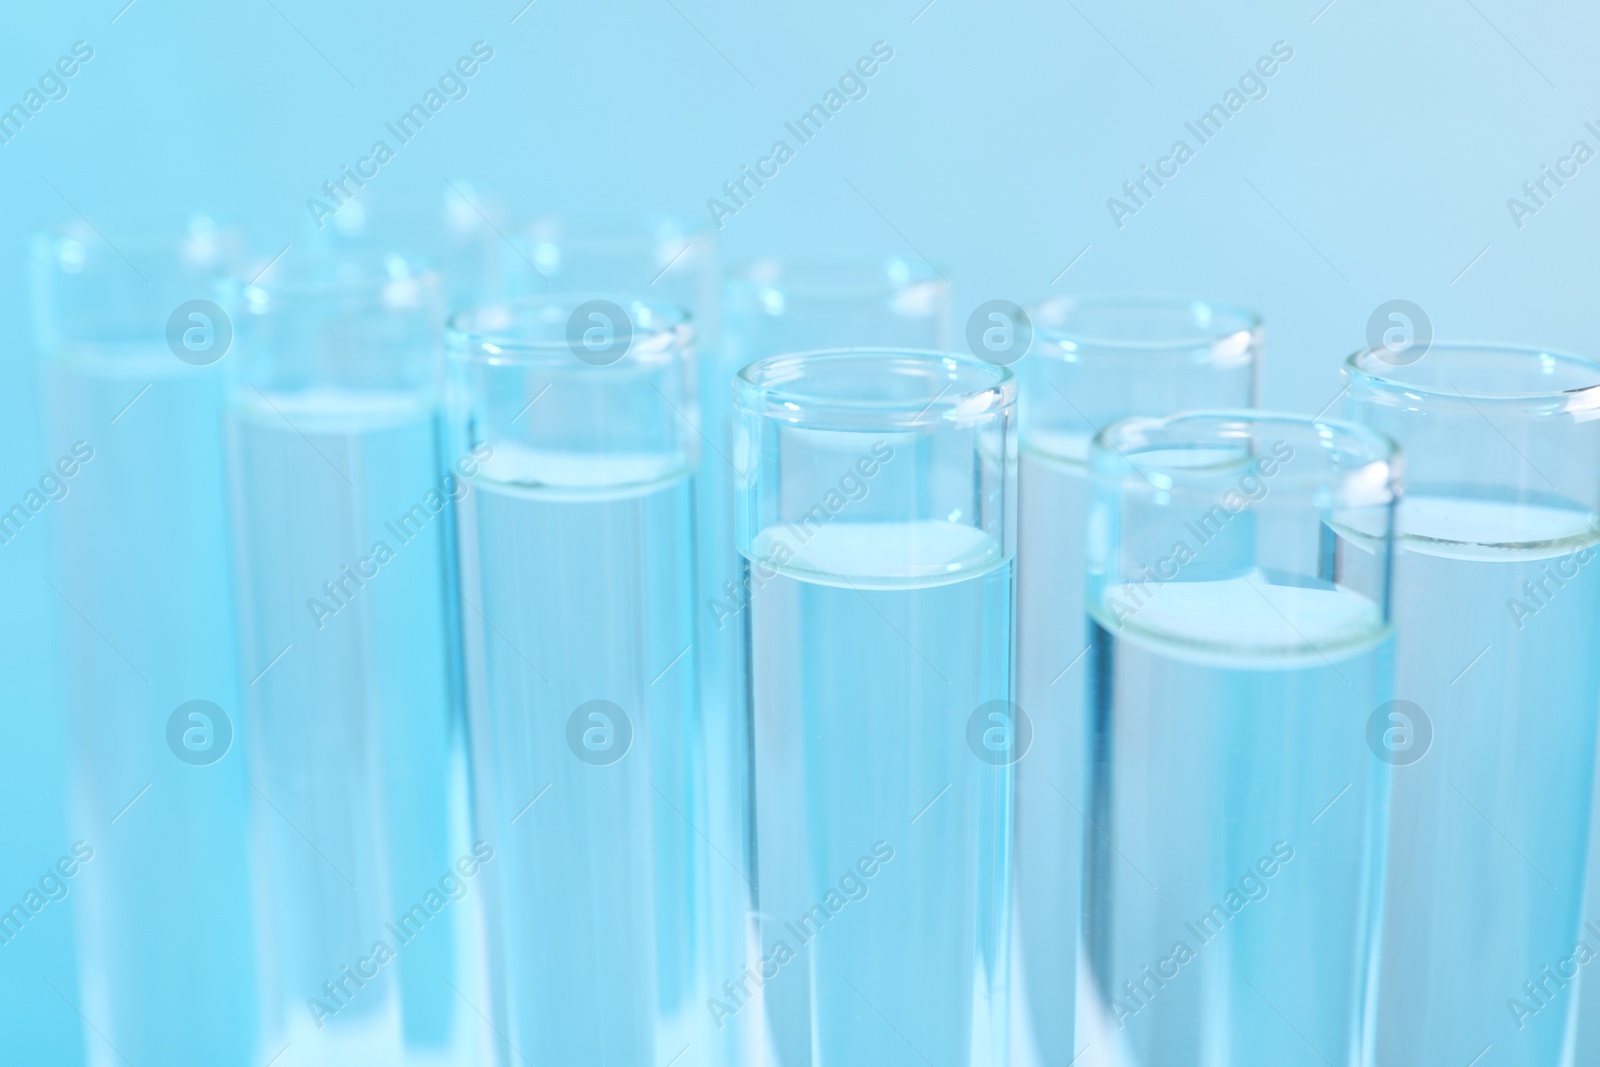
[[3, 0, 1597, 1058]]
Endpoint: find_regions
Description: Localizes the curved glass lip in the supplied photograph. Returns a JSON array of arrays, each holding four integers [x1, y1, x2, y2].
[[32, 219, 242, 275], [520, 212, 708, 243], [231, 243, 440, 301], [734, 348, 1013, 430], [1343, 342, 1600, 410], [1030, 294, 1262, 364], [446, 294, 692, 368], [510, 216, 711, 273], [1094, 409, 1401, 503], [727, 253, 948, 303]]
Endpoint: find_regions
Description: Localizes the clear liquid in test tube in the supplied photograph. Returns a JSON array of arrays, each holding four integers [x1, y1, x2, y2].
[[734, 348, 1016, 1066], [32, 219, 259, 1067], [1346, 344, 1600, 1067], [718, 255, 950, 740], [1014, 297, 1258, 1067], [448, 297, 717, 1066], [1080, 412, 1397, 1067], [225, 248, 473, 1065]]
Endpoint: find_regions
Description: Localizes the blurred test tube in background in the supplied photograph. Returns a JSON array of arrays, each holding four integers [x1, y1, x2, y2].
[[501, 215, 717, 326], [224, 245, 477, 1065], [304, 180, 507, 315], [1013, 296, 1258, 1067], [32, 219, 258, 1065], [447, 296, 719, 1065]]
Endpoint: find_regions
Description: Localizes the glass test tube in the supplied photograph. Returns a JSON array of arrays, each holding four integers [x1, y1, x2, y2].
[[721, 254, 949, 363], [498, 221, 719, 617], [224, 248, 472, 1064], [719, 256, 950, 707], [718, 259, 951, 1032], [500, 217, 717, 351], [31, 220, 258, 1065], [1014, 297, 1258, 1067], [501, 220, 721, 694], [1080, 412, 1397, 1065], [501, 223, 726, 724], [446, 297, 713, 1065], [1583, 803, 1600, 1063], [1344, 345, 1600, 1067], [500, 216, 749, 1045], [734, 349, 1015, 1065], [303, 180, 508, 311]]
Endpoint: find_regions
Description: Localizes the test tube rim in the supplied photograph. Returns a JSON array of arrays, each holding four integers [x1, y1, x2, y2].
[[518, 213, 709, 248], [726, 252, 947, 305], [445, 294, 693, 368], [1093, 408, 1401, 507], [229, 244, 441, 305], [1343, 341, 1600, 411], [1029, 293, 1262, 364], [509, 218, 714, 277], [733, 347, 1014, 431], [32, 217, 243, 272]]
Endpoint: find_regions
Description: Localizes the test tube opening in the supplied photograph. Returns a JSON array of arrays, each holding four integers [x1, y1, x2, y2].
[[734, 348, 1015, 587], [446, 296, 697, 497], [1089, 410, 1399, 664], [1033, 294, 1261, 360]]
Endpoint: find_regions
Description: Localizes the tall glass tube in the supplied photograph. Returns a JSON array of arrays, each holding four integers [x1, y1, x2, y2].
[[734, 349, 1015, 1065], [1581, 797, 1600, 1062], [224, 248, 473, 1065], [1081, 412, 1397, 1065], [304, 180, 508, 310], [500, 222, 720, 687], [503, 216, 717, 323], [503, 219, 723, 711], [719, 260, 950, 704], [499, 224, 750, 1018], [446, 297, 714, 1065], [1014, 296, 1258, 1067], [30, 219, 258, 1066], [717, 260, 951, 1004], [1344, 344, 1600, 1067], [722, 254, 949, 362]]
